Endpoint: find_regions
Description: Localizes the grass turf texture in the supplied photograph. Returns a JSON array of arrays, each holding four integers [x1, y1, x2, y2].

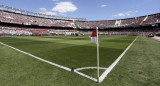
[[0, 36, 159, 86], [0, 36, 135, 77]]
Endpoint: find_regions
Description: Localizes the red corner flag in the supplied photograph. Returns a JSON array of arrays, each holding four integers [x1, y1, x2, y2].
[[91, 27, 100, 83], [91, 29, 97, 44]]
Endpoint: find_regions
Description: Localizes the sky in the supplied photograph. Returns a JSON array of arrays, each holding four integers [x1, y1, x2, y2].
[[0, 0, 160, 21]]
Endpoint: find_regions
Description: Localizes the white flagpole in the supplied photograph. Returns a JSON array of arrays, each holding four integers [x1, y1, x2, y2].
[[96, 27, 100, 83]]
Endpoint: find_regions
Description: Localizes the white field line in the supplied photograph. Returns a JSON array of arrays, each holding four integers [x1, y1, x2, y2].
[[0, 42, 71, 71], [0, 42, 97, 82], [75, 67, 107, 71], [74, 70, 97, 82], [99, 37, 138, 83]]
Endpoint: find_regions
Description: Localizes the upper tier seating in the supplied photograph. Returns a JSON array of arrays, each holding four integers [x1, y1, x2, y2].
[[0, 10, 75, 27], [76, 14, 160, 29], [0, 10, 160, 29]]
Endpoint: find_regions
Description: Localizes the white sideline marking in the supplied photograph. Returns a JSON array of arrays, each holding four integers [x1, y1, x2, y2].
[[0, 42, 97, 82], [75, 67, 107, 71], [99, 37, 138, 83], [0, 42, 71, 71]]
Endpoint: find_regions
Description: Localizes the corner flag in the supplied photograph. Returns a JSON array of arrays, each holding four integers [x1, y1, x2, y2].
[[91, 27, 100, 83], [91, 29, 97, 44]]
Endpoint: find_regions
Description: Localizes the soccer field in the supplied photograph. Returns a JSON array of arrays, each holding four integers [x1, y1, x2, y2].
[[0, 36, 160, 86]]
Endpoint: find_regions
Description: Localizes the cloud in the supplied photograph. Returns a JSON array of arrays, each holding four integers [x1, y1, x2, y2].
[[52, 0, 59, 2], [38, 1, 77, 16], [52, 1, 78, 13], [39, 8, 47, 12], [101, 4, 107, 7], [112, 11, 138, 17], [39, 8, 57, 15], [114, 13, 125, 17]]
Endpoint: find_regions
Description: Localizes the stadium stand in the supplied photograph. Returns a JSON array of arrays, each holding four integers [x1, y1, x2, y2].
[[1, 9, 160, 29], [0, 5, 160, 36], [0, 26, 76, 36], [0, 10, 75, 27], [79, 28, 160, 36], [0, 26, 32, 36], [76, 13, 160, 29]]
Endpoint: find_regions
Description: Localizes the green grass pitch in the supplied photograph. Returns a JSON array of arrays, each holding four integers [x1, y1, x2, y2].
[[0, 36, 160, 86]]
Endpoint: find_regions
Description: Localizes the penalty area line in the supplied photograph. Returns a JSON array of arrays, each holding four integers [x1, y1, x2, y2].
[[0, 42, 97, 82], [99, 37, 138, 83]]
